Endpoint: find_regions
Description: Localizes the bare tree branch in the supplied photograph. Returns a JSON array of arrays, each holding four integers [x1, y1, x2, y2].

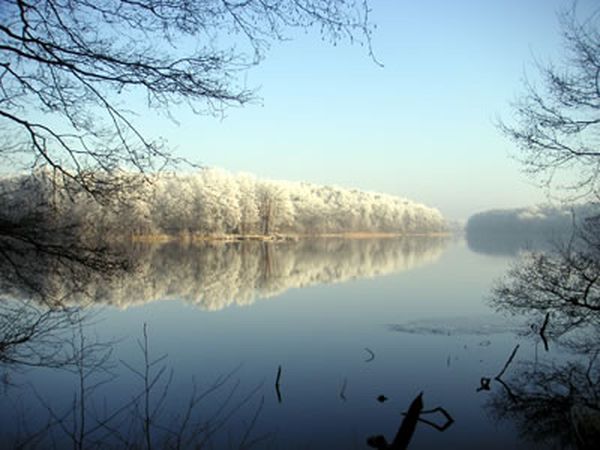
[[498, 3, 600, 201], [0, 0, 375, 198]]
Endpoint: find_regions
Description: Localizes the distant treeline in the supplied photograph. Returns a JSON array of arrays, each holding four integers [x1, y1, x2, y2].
[[466, 204, 598, 236], [0, 168, 447, 238]]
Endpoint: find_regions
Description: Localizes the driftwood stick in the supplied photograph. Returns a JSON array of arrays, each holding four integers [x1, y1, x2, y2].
[[539, 312, 550, 352], [495, 344, 519, 380], [402, 406, 455, 432], [340, 378, 348, 401], [275, 365, 282, 403], [391, 392, 423, 449], [418, 407, 454, 431]]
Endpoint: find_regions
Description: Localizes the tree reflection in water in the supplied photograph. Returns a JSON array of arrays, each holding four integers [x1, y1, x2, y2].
[[487, 219, 600, 449], [0, 210, 131, 369], [2, 236, 449, 311], [0, 235, 449, 448], [2, 321, 268, 449], [0, 223, 274, 448], [487, 351, 600, 450]]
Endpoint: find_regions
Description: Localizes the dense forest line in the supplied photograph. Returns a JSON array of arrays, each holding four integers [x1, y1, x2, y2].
[[0, 168, 447, 239]]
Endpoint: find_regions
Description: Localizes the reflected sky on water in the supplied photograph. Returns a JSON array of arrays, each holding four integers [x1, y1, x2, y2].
[[1, 235, 595, 449]]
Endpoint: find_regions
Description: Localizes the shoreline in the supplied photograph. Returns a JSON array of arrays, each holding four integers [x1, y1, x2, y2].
[[130, 231, 451, 244]]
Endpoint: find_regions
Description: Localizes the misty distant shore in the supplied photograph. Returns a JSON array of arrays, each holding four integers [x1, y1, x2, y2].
[[465, 203, 598, 255]]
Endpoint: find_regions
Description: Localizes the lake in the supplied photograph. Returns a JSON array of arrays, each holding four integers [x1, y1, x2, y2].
[[0, 235, 596, 449]]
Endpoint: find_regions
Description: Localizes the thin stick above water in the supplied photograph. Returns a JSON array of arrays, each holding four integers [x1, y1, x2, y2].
[[495, 344, 519, 380], [275, 365, 282, 403]]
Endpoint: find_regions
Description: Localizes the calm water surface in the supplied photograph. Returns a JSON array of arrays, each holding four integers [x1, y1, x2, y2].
[[0, 236, 593, 449]]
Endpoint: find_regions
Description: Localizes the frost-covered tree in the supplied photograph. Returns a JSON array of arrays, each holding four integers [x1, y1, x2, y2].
[[256, 181, 294, 235], [237, 174, 261, 235], [151, 175, 181, 234], [0, 168, 448, 238]]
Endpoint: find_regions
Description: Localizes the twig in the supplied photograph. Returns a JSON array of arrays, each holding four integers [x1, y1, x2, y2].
[[495, 377, 519, 403], [364, 347, 375, 362], [238, 395, 264, 450], [392, 392, 423, 448], [275, 365, 282, 404], [495, 344, 520, 380], [417, 407, 454, 431], [340, 378, 347, 402], [539, 312, 550, 352], [368, 392, 424, 450]]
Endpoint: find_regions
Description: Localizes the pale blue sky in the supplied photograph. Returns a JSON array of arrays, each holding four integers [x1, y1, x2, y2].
[[141, 0, 594, 220]]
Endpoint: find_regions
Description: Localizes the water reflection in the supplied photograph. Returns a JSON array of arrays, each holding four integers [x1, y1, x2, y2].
[[465, 229, 569, 256], [0, 299, 84, 368], [1, 323, 269, 449], [489, 219, 600, 345], [485, 341, 600, 449], [11, 229, 600, 448], [1, 237, 449, 311], [485, 220, 600, 449], [0, 224, 130, 368]]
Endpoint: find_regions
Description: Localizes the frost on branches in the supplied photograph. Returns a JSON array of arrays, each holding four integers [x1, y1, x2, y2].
[[0, 168, 447, 239]]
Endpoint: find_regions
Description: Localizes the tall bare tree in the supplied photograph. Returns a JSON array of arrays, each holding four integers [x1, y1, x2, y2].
[[494, 3, 600, 351], [499, 4, 600, 201]]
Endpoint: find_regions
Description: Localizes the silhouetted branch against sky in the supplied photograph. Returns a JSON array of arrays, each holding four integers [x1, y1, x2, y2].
[[499, 2, 600, 201], [0, 0, 375, 197]]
